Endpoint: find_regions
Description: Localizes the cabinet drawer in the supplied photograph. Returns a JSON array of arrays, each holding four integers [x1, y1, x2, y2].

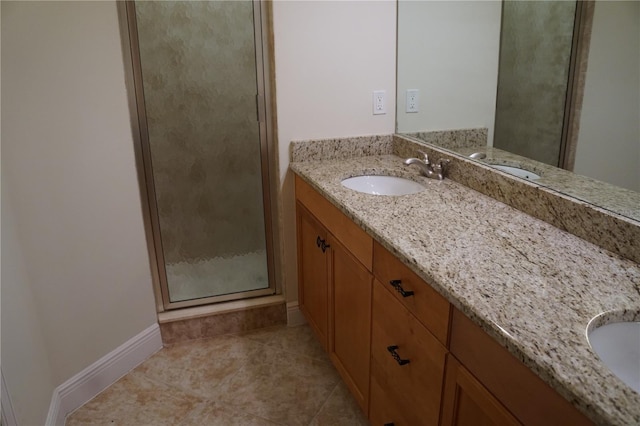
[[370, 279, 447, 426], [373, 241, 450, 345], [295, 175, 372, 270]]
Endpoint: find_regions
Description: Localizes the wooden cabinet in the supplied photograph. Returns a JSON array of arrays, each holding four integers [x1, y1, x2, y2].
[[369, 279, 447, 426], [295, 176, 373, 414], [441, 356, 521, 426], [296, 203, 330, 349]]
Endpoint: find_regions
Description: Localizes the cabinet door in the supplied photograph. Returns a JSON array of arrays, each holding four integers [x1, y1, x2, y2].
[[329, 236, 372, 414], [441, 355, 521, 426], [369, 279, 447, 426], [296, 203, 329, 350]]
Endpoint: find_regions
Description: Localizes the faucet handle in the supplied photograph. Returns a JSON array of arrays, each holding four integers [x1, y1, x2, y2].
[[432, 158, 451, 179], [435, 158, 451, 170], [417, 150, 430, 164]]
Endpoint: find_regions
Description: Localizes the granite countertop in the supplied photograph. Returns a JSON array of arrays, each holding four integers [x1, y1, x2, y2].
[[290, 154, 640, 426]]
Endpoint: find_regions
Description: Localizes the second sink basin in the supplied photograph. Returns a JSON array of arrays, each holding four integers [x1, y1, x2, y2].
[[588, 319, 640, 393], [341, 175, 425, 196], [492, 165, 541, 180]]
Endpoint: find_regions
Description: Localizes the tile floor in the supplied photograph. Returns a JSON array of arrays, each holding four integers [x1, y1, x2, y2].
[[66, 324, 369, 426]]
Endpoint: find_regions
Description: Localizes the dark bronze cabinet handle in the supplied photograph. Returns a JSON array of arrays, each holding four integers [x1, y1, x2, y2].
[[384, 423, 395, 426], [389, 279, 414, 297], [316, 236, 330, 253], [387, 345, 410, 366]]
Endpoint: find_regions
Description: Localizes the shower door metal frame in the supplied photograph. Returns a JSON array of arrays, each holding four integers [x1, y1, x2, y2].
[[117, 0, 278, 311]]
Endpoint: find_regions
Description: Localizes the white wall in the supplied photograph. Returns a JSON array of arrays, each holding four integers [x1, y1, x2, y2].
[[1, 181, 56, 426], [575, 1, 640, 192], [2, 0, 157, 397], [396, 1, 502, 144], [272, 0, 397, 303]]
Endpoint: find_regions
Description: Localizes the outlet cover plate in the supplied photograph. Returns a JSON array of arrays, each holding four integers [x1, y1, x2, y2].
[[373, 90, 386, 115], [406, 89, 419, 113]]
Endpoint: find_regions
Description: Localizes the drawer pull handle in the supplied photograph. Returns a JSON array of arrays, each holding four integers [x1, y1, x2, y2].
[[389, 280, 414, 298], [387, 345, 410, 366], [384, 423, 395, 426], [316, 236, 330, 253]]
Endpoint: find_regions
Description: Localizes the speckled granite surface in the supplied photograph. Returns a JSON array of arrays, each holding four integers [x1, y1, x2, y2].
[[290, 134, 393, 163], [394, 135, 640, 265], [290, 151, 640, 425], [455, 145, 640, 222], [404, 128, 487, 150]]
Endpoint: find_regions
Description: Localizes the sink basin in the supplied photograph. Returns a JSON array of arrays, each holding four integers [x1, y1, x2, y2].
[[341, 175, 425, 196], [588, 320, 640, 393], [492, 165, 541, 180]]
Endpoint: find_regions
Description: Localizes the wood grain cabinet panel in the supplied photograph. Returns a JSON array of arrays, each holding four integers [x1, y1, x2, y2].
[[296, 203, 330, 350], [441, 355, 521, 426], [329, 236, 373, 414], [369, 279, 447, 426]]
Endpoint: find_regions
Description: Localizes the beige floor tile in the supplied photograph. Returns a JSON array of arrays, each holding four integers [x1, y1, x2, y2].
[[179, 400, 280, 426], [243, 324, 328, 361], [135, 334, 266, 399], [214, 346, 340, 426], [66, 371, 202, 426], [309, 381, 369, 426], [66, 324, 370, 426]]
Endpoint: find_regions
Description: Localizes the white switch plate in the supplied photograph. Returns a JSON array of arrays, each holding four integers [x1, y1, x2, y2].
[[406, 89, 419, 113], [373, 90, 386, 115]]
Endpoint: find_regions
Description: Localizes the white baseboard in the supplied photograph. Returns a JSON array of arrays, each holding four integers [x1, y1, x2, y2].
[[1, 368, 19, 426], [286, 301, 306, 326], [46, 323, 162, 426]]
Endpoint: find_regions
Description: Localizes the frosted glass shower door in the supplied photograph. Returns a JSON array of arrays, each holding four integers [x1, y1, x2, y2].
[[132, 1, 274, 306], [493, 0, 578, 167]]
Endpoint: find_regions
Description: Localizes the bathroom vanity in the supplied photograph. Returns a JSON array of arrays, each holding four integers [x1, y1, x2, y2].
[[291, 135, 640, 426]]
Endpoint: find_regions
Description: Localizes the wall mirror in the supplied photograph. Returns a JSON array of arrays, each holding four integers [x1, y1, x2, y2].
[[396, 0, 639, 222]]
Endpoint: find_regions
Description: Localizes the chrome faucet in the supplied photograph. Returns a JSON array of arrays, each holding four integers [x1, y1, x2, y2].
[[403, 151, 450, 180]]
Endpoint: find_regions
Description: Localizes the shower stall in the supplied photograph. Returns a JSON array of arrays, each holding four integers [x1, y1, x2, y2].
[[493, 0, 585, 168], [121, 1, 277, 310]]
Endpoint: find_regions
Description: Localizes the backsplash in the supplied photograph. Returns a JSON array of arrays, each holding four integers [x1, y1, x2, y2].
[[403, 128, 487, 151], [290, 134, 393, 163]]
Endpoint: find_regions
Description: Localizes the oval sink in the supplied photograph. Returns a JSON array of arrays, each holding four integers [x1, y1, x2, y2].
[[341, 175, 425, 196], [588, 321, 640, 393], [492, 165, 541, 180]]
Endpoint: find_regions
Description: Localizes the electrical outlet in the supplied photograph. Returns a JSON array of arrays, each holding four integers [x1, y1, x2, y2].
[[406, 89, 419, 113], [373, 90, 386, 115]]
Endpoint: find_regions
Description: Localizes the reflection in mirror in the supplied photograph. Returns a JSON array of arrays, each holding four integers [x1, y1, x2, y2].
[[396, 0, 639, 222]]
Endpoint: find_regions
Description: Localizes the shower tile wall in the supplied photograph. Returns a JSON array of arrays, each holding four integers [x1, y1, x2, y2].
[[494, 1, 576, 166], [136, 1, 265, 265]]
